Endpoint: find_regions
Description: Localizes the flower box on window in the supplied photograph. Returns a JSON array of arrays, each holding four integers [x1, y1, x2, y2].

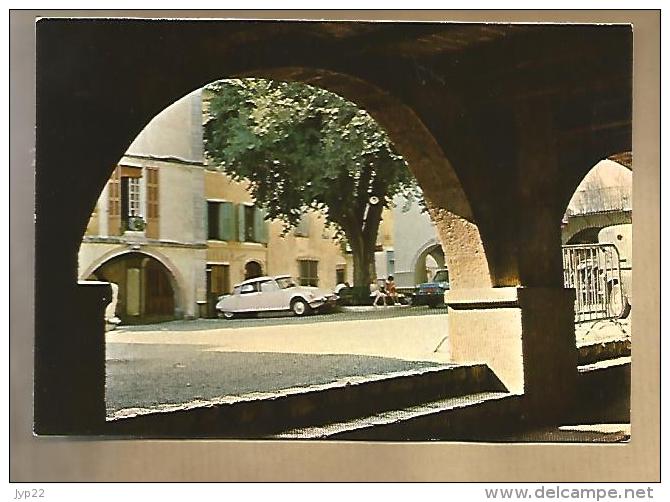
[[126, 216, 146, 232]]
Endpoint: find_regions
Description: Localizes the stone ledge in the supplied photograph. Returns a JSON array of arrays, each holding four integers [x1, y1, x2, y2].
[[445, 287, 519, 309], [274, 391, 512, 439], [104, 363, 506, 438]]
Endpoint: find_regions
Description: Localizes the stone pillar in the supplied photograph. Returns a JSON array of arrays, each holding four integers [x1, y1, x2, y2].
[[446, 287, 524, 393], [34, 281, 110, 434], [446, 286, 577, 419], [517, 287, 578, 411]]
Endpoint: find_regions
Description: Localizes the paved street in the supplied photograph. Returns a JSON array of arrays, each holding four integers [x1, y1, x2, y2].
[[119, 304, 447, 332], [106, 307, 451, 417], [105, 307, 630, 418], [106, 346, 442, 416]]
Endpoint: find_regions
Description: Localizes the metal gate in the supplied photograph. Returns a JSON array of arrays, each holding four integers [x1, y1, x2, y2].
[[562, 243, 625, 322]]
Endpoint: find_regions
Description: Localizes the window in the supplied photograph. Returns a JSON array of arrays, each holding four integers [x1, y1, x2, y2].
[[433, 270, 450, 283], [336, 266, 346, 285], [298, 260, 319, 287], [240, 283, 259, 294], [207, 201, 236, 241], [294, 213, 310, 237], [276, 277, 297, 289], [206, 202, 268, 243], [120, 172, 144, 231], [207, 264, 231, 295], [244, 205, 256, 241], [259, 280, 279, 293], [237, 204, 268, 243], [386, 250, 395, 276], [127, 178, 141, 217]]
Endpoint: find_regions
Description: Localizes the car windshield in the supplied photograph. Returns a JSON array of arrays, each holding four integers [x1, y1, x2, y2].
[[276, 277, 297, 289], [433, 270, 450, 283]]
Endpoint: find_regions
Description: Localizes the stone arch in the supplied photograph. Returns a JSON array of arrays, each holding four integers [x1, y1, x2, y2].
[[560, 157, 632, 244], [243, 259, 264, 280], [411, 238, 446, 285], [558, 149, 633, 223], [79, 247, 185, 317], [34, 20, 636, 435], [109, 67, 493, 290], [562, 211, 632, 245]]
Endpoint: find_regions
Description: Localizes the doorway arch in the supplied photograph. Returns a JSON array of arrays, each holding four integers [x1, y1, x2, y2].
[[84, 251, 179, 323], [244, 260, 264, 280], [412, 239, 446, 285]]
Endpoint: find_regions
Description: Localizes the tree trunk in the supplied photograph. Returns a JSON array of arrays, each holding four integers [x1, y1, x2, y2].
[[339, 198, 383, 295], [346, 215, 381, 289], [351, 239, 376, 289]]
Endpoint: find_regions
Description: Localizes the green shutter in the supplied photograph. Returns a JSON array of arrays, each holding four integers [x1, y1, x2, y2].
[[219, 202, 235, 241], [237, 204, 246, 242], [206, 202, 213, 239], [254, 208, 268, 244]]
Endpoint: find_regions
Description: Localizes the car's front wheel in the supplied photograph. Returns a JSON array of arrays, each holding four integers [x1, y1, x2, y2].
[[291, 298, 311, 317], [222, 311, 236, 320]]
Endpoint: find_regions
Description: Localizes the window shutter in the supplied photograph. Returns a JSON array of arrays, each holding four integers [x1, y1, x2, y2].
[[219, 202, 235, 241], [107, 167, 122, 236], [254, 208, 268, 243], [237, 204, 246, 242], [145, 167, 159, 239]]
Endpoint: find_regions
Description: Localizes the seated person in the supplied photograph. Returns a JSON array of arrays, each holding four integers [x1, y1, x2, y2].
[[334, 282, 350, 295], [370, 280, 387, 307], [385, 275, 399, 305]]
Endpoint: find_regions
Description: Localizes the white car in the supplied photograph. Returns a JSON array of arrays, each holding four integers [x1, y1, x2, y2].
[[216, 275, 338, 319]]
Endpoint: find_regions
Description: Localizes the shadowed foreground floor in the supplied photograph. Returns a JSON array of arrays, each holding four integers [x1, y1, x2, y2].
[[106, 344, 442, 416]]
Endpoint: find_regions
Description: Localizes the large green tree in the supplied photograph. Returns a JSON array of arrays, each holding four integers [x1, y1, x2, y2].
[[203, 78, 418, 289]]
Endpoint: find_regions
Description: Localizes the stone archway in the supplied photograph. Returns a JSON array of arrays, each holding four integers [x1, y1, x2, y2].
[[237, 67, 493, 291], [79, 246, 186, 317], [64, 63, 495, 295], [411, 240, 446, 285], [87, 251, 178, 323], [33, 20, 634, 435], [562, 211, 632, 245]]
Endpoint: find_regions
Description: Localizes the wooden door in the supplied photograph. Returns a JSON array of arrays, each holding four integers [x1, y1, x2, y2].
[[144, 261, 174, 315]]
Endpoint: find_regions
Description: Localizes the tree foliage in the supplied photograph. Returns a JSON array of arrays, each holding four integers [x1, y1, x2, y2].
[[203, 78, 419, 287]]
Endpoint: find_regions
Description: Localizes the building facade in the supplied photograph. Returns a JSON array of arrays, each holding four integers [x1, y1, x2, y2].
[[389, 194, 446, 290], [78, 89, 357, 323]]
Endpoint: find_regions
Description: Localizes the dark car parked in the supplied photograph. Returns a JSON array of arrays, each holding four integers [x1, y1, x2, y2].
[[413, 269, 450, 308]]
